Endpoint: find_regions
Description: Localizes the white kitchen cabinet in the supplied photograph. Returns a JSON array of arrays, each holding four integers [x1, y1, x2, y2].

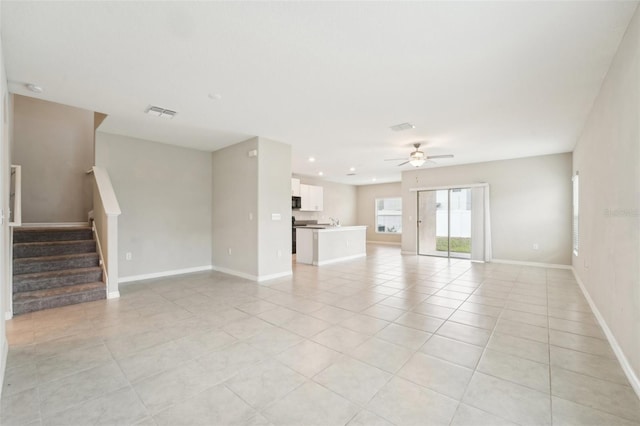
[[291, 178, 301, 197], [300, 184, 323, 211]]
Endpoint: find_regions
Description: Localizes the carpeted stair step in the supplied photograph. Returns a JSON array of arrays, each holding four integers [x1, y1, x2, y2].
[[13, 240, 96, 259], [13, 226, 93, 243], [13, 253, 100, 275], [13, 267, 103, 293], [13, 282, 106, 315]]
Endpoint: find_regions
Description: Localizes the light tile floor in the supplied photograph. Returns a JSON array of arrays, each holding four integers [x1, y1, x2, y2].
[[2, 245, 640, 425]]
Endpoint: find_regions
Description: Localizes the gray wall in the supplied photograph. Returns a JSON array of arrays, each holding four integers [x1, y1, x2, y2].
[[13, 95, 94, 222], [356, 182, 402, 244], [293, 176, 357, 225], [257, 138, 292, 277], [96, 132, 212, 278], [212, 137, 292, 279], [211, 138, 259, 277], [402, 153, 573, 265], [0, 29, 9, 392], [572, 6, 640, 384]]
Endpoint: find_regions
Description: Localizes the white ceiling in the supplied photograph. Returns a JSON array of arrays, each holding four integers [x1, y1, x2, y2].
[[2, 1, 637, 185]]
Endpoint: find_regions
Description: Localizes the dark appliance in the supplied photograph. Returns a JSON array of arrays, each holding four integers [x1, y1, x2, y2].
[[292, 196, 301, 209]]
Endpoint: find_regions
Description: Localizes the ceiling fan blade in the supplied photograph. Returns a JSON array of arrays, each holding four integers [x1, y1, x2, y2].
[[384, 158, 408, 161], [426, 154, 454, 159], [397, 161, 410, 166]]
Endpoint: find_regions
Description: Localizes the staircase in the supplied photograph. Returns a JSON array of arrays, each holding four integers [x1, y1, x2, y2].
[[12, 226, 106, 315]]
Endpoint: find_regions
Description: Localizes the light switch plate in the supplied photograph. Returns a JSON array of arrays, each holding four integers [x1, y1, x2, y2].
[[272, 213, 281, 221]]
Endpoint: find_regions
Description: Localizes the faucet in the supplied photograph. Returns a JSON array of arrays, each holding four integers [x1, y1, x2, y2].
[[329, 217, 340, 227]]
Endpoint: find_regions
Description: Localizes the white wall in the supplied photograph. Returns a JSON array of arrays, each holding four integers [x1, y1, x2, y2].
[[13, 95, 94, 223], [293, 176, 357, 225], [402, 153, 573, 265], [96, 132, 212, 279], [356, 182, 402, 244], [572, 6, 640, 391]]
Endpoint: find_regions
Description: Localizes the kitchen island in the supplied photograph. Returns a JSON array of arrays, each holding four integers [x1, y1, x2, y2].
[[296, 226, 367, 266]]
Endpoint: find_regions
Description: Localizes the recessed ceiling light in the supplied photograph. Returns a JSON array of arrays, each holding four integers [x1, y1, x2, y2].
[[390, 122, 415, 132], [308, 157, 316, 162], [208, 93, 222, 100], [318, 171, 324, 176], [349, 167, 356, 172], [26, 83, 43, 93]]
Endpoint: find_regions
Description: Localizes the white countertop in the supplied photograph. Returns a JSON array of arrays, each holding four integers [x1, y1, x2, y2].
[[296, 225, 367, 232]]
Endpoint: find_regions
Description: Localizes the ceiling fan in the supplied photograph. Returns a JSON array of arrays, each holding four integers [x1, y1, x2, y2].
[[385, 143, 454, 167]]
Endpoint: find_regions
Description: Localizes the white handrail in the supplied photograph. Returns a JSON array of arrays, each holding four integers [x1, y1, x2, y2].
[[9, 165, 22, 226], [91, 221, 109, 285], [92, 166, 121, 216]]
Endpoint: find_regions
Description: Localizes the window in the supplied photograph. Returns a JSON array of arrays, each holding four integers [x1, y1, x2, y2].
[[572, 172, 579, 256], [376, 198, 402, 234]]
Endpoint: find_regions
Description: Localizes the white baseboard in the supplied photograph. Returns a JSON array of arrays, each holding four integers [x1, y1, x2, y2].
[[4, 311, 12, 320], [491, 258, 572, 270], [0, 336, 8, 399], [119, 265, 213, 283], [257, 270, 293, 282], [211, 265, 292, 282], [107, 291, 120, 299], [572, 267, 640, 398], [315, 253, 366, 266], [401, 250, 417, 255], [367, 241, 401, 246], [21, 222, 90, 227]]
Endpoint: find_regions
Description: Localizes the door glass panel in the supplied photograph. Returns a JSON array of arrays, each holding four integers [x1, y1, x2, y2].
[[449, 188, 471, 259], [418, 189, 449, 257], [418, 188, 472, 259]]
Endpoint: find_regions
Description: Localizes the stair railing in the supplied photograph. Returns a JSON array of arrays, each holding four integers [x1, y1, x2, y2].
[[87, 166, 121, 299]]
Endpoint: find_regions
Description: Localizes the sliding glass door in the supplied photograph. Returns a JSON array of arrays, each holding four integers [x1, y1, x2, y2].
[[417, 188, 472, 259]]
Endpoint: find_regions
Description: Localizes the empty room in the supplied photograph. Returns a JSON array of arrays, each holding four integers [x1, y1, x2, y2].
[[0, 1, 638, 425]]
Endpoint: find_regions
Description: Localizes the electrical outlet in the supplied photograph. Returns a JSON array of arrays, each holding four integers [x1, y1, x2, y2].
[[277, 249, 282, 258], [248, 213, 253, 221], [125, 252, 132, 261], [228, 248, 232, 255], [533, 243, 539, 250]]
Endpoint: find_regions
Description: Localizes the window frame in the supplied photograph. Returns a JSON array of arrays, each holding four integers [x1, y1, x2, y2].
[[375, 197, 403, 235], [572, 172, 579, 256]]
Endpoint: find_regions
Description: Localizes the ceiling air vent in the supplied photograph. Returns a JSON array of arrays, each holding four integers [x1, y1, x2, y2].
[[390, 122, 415, 132], [145, 105, 177, 119]]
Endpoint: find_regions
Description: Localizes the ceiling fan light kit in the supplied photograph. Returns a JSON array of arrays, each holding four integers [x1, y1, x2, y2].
[[385, 142, 454, 168]]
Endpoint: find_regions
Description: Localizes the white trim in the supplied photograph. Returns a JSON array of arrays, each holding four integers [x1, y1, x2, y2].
[[491, 258, 572, 270], [4, 311, 12, 320], [107, 291, 120, 299], [401, 250, 417, 255], [21, 222, 90, 227], [119, 265, 213, 283], [92, 166, 121, 216], [210, 265, 292, 282], [572, 267, 640, 398], [314, 253, 366, 266], [211, 266, 256, 281], [367, 241, 401, 246], [257, 270, 293, 282], [0, 337, 8, 399], [410, 183, 489, 192]]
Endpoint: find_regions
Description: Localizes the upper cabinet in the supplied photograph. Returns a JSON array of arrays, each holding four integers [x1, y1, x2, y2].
[[300, 184, 323, 211], [291, 178, 301, 197]]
